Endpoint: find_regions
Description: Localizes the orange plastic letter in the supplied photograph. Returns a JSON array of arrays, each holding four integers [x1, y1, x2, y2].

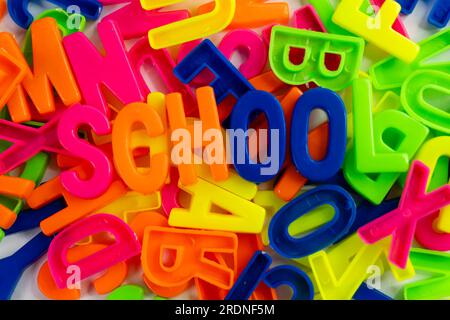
[[5, 18, 81, 123], [142, 226, 237, 290], [166, 92, 197, 186], [113, 99, 169, 194], [198, 0, 289, 29]]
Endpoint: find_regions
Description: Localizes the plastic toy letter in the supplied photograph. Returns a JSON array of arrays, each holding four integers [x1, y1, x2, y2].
[[112, 97, 169, 195], [7, 0, 102, 29], [57, 104, 113, 199], [218, 29, 267, 79], [269, 185, 356, 258], [47, 214, 141, 289], [174, 39, 254, 104], [229, 90, 286, 183], [63, 20, 144, 118], [269, 26, 364, 91], [142, 226, 237, 289], [101, 1, 189, 40], [290, 88, 347, 181], [332, 0, 419, 63], [414, 136, 450, 233], [141, 0, 236, 49], [0, 114, 68, 175], [358, 161, 450, 268], [169, 177, 265, 233], [343, 110, 429, 205], [401, 70, 450, 134], [309, 234, 414, 300], [352, 79, 409, 173], [370, 28, 449, 90], [198, 0, 289, 29], [3, 18, 81, 123]]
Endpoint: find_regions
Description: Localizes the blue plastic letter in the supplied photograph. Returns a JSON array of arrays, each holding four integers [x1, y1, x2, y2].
[[263, 265, 314, 300], [225, 251, 271, 300], [290, 87, 347, 182], [174, 39, 254, 103], [7, 0, 102, 29], [269, 185, 356, 258], [229, 90, 286, 183]]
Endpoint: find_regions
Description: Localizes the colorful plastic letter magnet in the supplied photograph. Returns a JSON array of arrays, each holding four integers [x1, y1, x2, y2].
[[290, 87, 347, 182], [63, 19, 144, 118], [169, 176, 265, 233], [332, 0, 419, 63], [269, 185, 356, 258], [57, 104, 113, 199], [38, 243, 128, 299], [218, 29, 267, 79], [174, 39, 254, 104], [269, 26, 364, 91], [101, 1, 189, 40], [48, 214, 141, 289], [225, 250, 271, 300], [112, 100, 169, 195], [343, 110, 429, 205], [141, 0, 235, 49], [128, 40, 196, 115], [358, 161, 450, 268], [352, 78, 409, 173], [370, 28, 449, 90], [414, 135, 450, 234], [7, 0, 102, 29], [0, 115, 68, 174], [199, 0, 289, 29], [22, 8, 86, 62], [229, 90, 286, 183], [142, 226, 237, 290], [401, 70, 450, 134]]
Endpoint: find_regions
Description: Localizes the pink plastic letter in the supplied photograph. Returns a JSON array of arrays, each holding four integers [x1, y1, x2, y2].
[[0, 115, 68, 174], [358, 160, 450, 268], [63, 20, 144, 118], [128, 38, 196, 115], [218, 29, 267, 79], [57, 104, 113, 199], [415, 212, 450, 251], [101, 0, 189, 40], [48, 214, 141, 289]]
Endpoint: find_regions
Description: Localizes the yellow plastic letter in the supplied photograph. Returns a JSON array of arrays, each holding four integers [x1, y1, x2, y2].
[[141, 0, 236, 49], [332, 0, 419, 63]]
